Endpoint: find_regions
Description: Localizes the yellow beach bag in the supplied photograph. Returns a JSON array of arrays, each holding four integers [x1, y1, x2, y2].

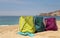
[[19, 16, 35, 33]]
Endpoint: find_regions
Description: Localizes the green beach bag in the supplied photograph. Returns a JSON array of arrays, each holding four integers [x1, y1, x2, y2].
[[35, 16, 45, 32]]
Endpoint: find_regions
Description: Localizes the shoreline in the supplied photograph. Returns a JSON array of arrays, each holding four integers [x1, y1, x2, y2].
[[0, 24, 18, 26]]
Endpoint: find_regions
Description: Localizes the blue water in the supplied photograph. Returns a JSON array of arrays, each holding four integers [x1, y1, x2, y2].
[[0, 16, 60, 25], [0, 16, 19, 25]]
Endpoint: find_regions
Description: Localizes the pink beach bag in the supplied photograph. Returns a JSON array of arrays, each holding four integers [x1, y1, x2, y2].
[[44, 17, 58, 31]]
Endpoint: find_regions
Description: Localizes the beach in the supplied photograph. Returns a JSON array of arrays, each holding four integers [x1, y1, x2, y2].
[[0, 21, 60, 38]]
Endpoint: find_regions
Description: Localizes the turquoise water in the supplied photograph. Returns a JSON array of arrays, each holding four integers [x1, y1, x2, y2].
[[0, 16, 19, 25], [0, 16, 60, 25]]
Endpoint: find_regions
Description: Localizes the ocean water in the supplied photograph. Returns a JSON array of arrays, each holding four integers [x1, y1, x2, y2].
[[0, 16, 60, 25], [0, 16, 19, 25]]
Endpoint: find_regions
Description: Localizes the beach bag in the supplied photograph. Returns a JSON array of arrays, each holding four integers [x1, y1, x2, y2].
[[44, 17, 58, 31], [35, 16, 45, 32], [18, 16, 35, 36]]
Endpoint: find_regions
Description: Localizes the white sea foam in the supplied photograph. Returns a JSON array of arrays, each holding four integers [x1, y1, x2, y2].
[[0, 25, 9, 26], [0, 24, 18, 26]]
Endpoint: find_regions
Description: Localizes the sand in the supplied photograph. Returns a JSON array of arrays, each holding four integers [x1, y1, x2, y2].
[[0, 21, 60, 38]]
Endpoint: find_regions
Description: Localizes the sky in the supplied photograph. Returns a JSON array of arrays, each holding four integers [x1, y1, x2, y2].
[[0, 0, 60, 16]]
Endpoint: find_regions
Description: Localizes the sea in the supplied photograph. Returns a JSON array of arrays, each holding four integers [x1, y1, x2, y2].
[[0, 16, 19, 25], [0, 16, 60, 26]]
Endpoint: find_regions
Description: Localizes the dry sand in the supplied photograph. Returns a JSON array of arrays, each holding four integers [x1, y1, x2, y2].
[[0, 21, 60, 38]]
